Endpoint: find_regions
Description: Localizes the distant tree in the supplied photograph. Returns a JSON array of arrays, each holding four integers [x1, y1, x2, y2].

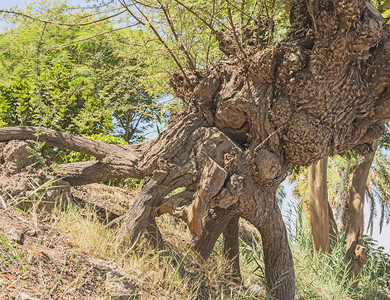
[[0, 0, 161, 141]]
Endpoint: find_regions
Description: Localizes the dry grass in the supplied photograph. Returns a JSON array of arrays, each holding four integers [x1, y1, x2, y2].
[[52, 201, 264, 299], [0, 179, 267, 299]]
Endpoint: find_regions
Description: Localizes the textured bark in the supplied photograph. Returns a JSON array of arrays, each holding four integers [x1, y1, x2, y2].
[[223, 217, 241, 278], [345, 146, 377, 277], [248, 198, 295, 299], [309, 157, 330, 254], [0, 1, 389, 299], [193, 208, 235, 260]]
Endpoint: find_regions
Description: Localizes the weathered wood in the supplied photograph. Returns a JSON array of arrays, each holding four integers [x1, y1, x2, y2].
[[194, 208, 235, 260], [0, 126, 129, 159], [116, 171, 172, 244], [223, 217, 241, 279], [0, 1, 389, 299], [187, 158, 227, 236], [156, 190, 194, 219]]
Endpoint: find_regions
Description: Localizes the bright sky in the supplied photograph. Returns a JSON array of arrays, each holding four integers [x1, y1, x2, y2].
[[0, 0, 29, 30], [1, 0, 390, 254]]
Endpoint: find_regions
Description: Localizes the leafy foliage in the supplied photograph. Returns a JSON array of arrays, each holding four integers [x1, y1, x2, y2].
[[288, 202, 390, 299], [0, 0, 162, 143]]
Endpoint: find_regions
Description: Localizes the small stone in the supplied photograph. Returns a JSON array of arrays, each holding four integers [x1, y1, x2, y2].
[[89, 258, 138, 300], [26, 229, 37, 237], [18, 292, 38, 300], [105, 271, 138, 300], [8, 228, 24, 245]]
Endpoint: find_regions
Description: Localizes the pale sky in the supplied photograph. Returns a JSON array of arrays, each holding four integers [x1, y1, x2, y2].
[[1, 0, 390, 253]]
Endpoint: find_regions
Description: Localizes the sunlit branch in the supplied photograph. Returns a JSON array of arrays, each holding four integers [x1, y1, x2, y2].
[[120, 0, 192, 84], [227, 3, 247, 59], [40, 25, 138, 51], [0, 9, 127, 27], [157, 0, 197, 72]]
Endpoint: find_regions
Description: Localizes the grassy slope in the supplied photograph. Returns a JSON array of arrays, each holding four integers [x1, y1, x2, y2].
[[1, 184, 389, 299]]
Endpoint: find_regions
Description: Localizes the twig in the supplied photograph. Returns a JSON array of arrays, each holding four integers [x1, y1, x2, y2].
[[227, 4, 247, 59], [0, 9, 127, 27], [120, 0, 192, 85], [205, 0, 216, 68], [157, 0, 197, 72], [256, 0, 266, 45], [241, 0, 245, 28], [244, 0, 258, 28], [40, 25, 137, 51], [172, 0, 243, 62], [267, 0, 276, 45], [132, 0, 160, 10], [36, 22, 47, 78], [224, 0, 257, 25]]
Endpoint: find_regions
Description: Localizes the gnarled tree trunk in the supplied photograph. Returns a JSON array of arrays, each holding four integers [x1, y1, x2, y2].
[[0, 1, 389, 299]]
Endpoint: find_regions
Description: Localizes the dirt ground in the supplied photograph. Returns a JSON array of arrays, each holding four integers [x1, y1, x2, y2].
[[0, 207, 109, 299], [0, 140, 138, 300]]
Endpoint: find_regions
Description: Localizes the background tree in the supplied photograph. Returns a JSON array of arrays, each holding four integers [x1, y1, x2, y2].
[[0, 0, 161, 142], [299, 123, 390, 276]]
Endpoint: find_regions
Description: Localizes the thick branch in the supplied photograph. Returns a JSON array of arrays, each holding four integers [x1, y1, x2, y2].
[[194, 208, 235, 259], [346, 146, 377, 277], [58, 161, 115, 185], [0, 126, 146, 184], [0, 126, 118, 159], [57, 160, 142, 185], [309, 157, 330, 254], [252, 202, 295, 299], [223, 216, 241, 278]]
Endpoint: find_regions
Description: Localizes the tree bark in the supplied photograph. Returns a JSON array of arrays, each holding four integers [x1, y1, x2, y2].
[[345, 146, 377, 277], [124, 114, 131, 143], [0, 2, 389, 299], [309, 157, 330, 254], [193, 208, 235, 260], [223, 216, 241, 278], [248, 200, 295, 300]]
